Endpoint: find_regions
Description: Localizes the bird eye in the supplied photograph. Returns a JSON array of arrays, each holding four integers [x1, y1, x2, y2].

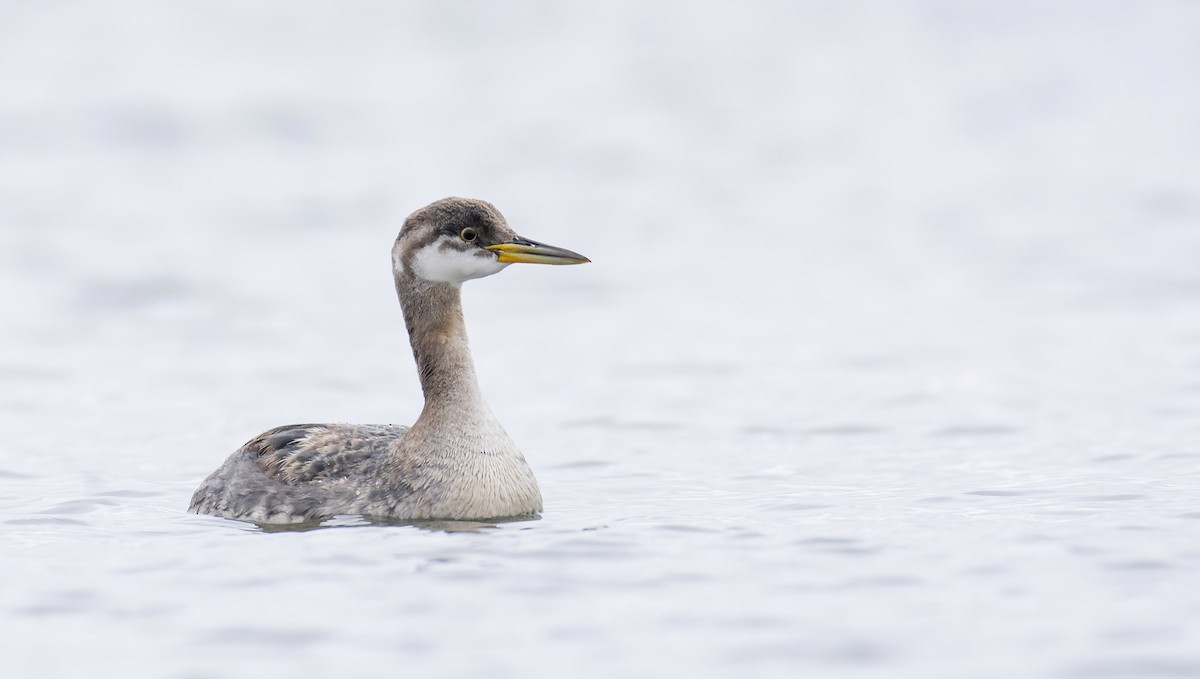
[[460, 227, 478, 242]]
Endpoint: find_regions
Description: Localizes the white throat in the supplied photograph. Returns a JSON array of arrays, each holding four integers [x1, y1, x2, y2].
[[408, 245, 509, 284]]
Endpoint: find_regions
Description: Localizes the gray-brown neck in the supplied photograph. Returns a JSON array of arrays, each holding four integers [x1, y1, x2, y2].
[[389, 260, 538, 518], [395, 273, 485, 414]]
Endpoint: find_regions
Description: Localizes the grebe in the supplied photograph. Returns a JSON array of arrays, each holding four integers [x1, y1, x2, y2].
[[189, 197, 589, 524]]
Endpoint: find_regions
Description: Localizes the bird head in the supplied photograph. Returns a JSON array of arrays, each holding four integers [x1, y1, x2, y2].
[[393, 197, 590, 285]]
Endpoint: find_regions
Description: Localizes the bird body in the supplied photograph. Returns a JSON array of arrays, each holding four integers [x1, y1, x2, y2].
[[189, 198, 588, 524]]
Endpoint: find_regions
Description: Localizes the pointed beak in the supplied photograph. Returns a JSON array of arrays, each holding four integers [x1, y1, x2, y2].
[[485, 237, 591, 265]]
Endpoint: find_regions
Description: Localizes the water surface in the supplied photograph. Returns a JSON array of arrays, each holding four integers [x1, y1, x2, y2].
[[2, 2, 1199, 677]]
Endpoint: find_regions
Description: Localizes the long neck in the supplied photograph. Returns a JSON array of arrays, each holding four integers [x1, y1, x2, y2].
[[396, 274, 487, 415], [391, 269, 526, 491]]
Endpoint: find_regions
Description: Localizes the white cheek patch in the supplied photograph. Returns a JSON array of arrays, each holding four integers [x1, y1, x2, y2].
[[412, 245, 509, 284]]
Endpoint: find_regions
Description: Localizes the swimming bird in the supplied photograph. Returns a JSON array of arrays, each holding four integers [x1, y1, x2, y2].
[[189, 197, 589, 524]]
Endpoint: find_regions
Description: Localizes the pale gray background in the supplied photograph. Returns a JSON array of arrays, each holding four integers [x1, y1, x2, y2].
[[2, 2, 1199, 677]]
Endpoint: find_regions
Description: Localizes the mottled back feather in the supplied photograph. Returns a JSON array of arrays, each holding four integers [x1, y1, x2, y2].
[[250, 423, 410, 485]]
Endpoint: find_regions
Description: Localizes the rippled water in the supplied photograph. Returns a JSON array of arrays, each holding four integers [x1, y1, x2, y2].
[[3, 2, 1200, 677]]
